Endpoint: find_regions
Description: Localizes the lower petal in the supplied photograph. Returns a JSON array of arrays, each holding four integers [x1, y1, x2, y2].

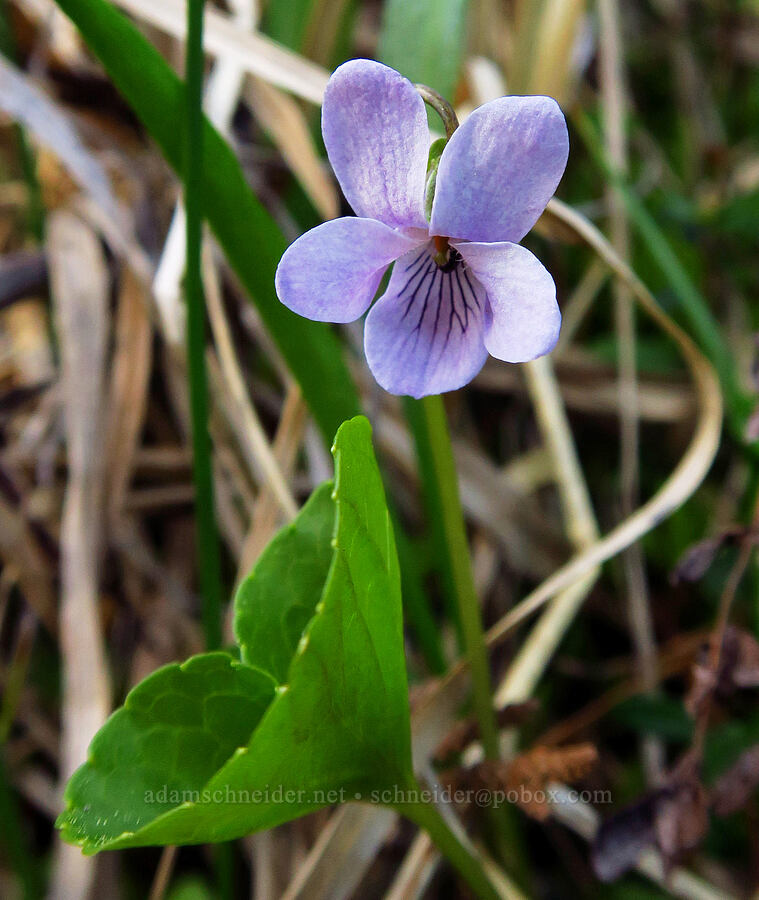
[[456, 241, 561, 363], [275, 217, 420, 323], [364, 246, 489, 398]]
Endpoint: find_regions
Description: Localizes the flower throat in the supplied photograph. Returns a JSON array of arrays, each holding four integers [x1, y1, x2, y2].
[[432, 235, 461, 272]]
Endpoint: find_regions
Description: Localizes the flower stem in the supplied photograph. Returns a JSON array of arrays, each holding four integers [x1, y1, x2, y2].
[[394, 790, 500, 899], [419, 395, 499, 759], [185, 0, 223, 650], [415, 83, 459, 138]]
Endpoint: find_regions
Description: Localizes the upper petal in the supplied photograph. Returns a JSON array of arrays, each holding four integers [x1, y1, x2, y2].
[[322, 59, 430, 230], [456, 241, 561, 362], [275, 217, 421, 323], [431, 96, 569, 243], [364, 246, 489, 397]]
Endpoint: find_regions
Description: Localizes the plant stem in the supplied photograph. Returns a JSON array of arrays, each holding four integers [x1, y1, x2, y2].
[[185, 0, 223, 649], [395, 793, 500, 899], [419, 395, 499, 759], [414, 83, 459, 138]]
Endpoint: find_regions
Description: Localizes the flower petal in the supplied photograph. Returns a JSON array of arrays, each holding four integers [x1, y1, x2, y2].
[[456, 241, 561, 362], [275, 217, 421, 323], [322, 59, 429, 230], [364, 247, 489, 397], [431, 96, 569, 243]]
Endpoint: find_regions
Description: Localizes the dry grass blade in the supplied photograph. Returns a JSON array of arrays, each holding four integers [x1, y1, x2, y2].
[[110, 0, 328, 104], [147, 845, 178, 900], [47, 210, 111, 900], [0, 56, 119, 220], [510, 0, 587, 100], [495, 356, 600, 709], [152, 0, 258, 345], [0, 498, 56, 633], [384, 830, 436, 899], [475, 358, 695, 422], [555, 259, 608, 349], [234, 383, 307, 589], [485, 198, 723, 649], [13, 0, 82, 63], [105, 267, 152, 525], [245, 77, 339, 221], [203, 243, 297, 523], [280, 804, 397, 900]]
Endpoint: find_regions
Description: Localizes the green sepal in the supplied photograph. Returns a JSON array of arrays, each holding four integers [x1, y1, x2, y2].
[[425, 137, 448, 220]]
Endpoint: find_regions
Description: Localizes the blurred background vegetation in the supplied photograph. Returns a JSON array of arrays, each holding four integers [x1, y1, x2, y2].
[[1, 0, 759, 897]]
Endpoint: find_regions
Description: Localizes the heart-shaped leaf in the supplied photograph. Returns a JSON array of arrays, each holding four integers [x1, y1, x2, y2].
[[234, 481, 334, 683], [57, 417, 414, 853]]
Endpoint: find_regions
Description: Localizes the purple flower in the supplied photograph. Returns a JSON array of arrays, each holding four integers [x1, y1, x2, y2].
[[275, 59, 569, 398]]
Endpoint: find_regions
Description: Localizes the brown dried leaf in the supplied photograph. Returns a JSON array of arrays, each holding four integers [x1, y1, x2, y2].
[[506, 742, 599, 789], [711, 745, 759, 817], [654, 752, 708, 868], [592, 751, 708, 883], [730, 628, 759, 688], [672, 525, 752, 584], [592, 793, 658, 883], [672, 532, 739, 583], [494, 742, 598, 821], [685, 625, 759, 716]]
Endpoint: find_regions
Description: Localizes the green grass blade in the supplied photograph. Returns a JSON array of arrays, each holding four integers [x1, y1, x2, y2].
[[184, 0, 223, 650]]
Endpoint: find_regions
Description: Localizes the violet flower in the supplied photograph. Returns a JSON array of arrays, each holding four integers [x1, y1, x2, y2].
[[275, 59, 569, 398]]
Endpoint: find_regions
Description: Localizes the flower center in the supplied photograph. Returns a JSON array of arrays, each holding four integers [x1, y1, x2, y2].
[[432, 235, 460, 271]]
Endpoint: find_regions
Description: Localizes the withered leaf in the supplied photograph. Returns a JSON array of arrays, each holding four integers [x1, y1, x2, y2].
[[592, 793, 658, 882], [654, 752, 708, 868], [501, 742, 598, 821], [711, 745, 759, 817], [592, 751, 707, 883], [686, 625, 759, 717], [730, 628, 759, 688], [672, 528, 745, 584]]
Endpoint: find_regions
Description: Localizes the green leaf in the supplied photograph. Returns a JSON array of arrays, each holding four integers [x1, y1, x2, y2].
[[611, 694, 693, 743], [56, 654, 276, 851], [57, 417, 414, 853], [53, 0, 361, 442], [234, 482, 335, 683], [263, 0, 316, 50], [378, 0, 469, 100]]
